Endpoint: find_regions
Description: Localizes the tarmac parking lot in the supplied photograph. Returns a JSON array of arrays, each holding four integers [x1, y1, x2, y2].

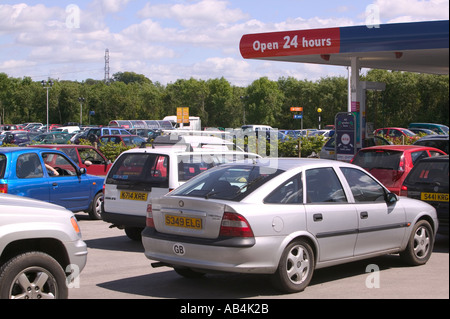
[[70, 213, 449, 300]]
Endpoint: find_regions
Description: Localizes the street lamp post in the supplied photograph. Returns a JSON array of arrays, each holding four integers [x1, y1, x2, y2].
[[317, 108, 323, 129], [41, 80, 54, 132], [78, 97, 85, 126]]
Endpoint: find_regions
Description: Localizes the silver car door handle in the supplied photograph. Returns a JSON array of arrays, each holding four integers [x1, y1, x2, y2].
[[360, 211, 368, 219]]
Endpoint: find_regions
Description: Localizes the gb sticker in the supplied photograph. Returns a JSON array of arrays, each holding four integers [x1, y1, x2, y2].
[[173, 243, 186, 256]]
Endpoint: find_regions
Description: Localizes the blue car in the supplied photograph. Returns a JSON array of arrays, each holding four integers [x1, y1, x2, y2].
[[0, 147, 104, 219]]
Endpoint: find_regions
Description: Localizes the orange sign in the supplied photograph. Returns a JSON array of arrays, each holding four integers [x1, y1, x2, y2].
[[177, 107, 190, 124], [290, 107, 303, 112]]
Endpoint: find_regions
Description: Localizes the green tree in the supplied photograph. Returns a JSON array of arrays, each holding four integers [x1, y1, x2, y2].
[[245, 77, 283, 127]]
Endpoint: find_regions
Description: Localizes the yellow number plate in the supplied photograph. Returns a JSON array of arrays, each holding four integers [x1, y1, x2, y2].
[[165, 215, 202, 230], [421, 192, 449, 202], [120, 191, 148, 201]]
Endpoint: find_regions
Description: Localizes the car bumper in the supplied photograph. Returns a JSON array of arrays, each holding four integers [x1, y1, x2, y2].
[[142, 228, 282, 274], [66, 238, 88, 274], [102, 211, 146, 228]]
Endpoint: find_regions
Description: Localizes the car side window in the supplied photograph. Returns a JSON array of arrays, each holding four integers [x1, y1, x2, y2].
[[306, 168, 347, 203], [340, 167, 386, 202], [78, 148, 104, 164], [43, 153, 77, 176], [265, 173, 303, 204], [0, 155, 6, 178], [16, 153, 44, 179], [411, 151, 429, 165]]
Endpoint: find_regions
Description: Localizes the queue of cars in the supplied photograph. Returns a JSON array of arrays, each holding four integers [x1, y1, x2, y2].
[[0, 121, 448, 297]]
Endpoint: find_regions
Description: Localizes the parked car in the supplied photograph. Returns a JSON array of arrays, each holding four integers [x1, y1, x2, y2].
[[28, 144, 112, 176], [408, 123, 449, 135], [99, 135, 146, 147], [408, 128, 437, 136], [0, 131, 39, 146], [54, 126, 80, 134], [413, 134, 449, 154], [401, 155, 448, 234], [142, 158, 438, 293], [351, 145, 446, 195], [374, 127, 417, 141], [0, 147, 104, 220], [0, 193, 88, 299], [320, 136, 391, 160], [73, 127, 131, 144], [128, 128, 162, 141], [26, 132, 74, 145], [102, 148, 261, 240]]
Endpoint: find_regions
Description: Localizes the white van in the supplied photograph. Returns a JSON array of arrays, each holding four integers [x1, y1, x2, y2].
[[55, 126, 80, 133], [102, 148, 260, 240]]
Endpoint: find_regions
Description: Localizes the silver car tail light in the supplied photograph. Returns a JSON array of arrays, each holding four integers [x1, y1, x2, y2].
[[219, 212, 254, 238]]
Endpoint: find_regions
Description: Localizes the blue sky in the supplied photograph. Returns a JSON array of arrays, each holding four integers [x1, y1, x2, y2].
[[0, 0, 448, 86]]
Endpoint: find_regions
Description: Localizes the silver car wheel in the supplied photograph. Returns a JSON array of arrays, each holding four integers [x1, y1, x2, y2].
[[400, 220, 434, 266], [271, 240, 315, 293], [413, 225, 431, 258], [9, 267, 58, 299], [286, 244, 311, 285]]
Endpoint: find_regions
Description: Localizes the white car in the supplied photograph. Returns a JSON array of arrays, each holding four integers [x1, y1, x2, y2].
[[0, 194, 87, 299], [142, 158, 438, 293], [102, 147, 261, 240]]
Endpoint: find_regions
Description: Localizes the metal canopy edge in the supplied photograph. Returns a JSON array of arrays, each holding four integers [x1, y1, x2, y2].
[[240, 20, 449, 75]]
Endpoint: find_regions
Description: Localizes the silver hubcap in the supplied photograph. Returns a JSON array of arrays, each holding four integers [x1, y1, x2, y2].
[[286, 245, 310, 285], [9, 267, 57, 299], [413, 226, 431, 258]]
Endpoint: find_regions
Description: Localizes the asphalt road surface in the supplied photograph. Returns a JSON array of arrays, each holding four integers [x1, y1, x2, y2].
[[70, 213, 449, 300]]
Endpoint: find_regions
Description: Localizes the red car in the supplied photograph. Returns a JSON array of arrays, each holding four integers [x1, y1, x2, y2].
[[374, 127, 417, 142], [351, 145, 446, 195], [28, 144, 112, 176]]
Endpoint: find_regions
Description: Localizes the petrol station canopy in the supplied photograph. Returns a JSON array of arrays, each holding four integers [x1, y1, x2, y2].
[[239, 20, 449, 75]]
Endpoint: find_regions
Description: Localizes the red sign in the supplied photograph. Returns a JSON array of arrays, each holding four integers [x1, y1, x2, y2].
[[240, 28, 340, 59]]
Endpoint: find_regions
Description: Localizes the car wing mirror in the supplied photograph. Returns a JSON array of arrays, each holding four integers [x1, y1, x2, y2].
[[386, 192, 398, 204], [78, 167, 87, 175]]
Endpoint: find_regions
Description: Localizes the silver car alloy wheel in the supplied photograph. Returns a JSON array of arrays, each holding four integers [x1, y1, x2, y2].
[[413, 224, 431, 259], [9, 266, 58, 299], [285, 244, 311, 285]]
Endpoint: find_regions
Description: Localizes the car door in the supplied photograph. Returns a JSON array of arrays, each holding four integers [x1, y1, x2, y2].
[[304, 167, 358, 262], [76, 147, 111, 176], [11, 152, 50, 202], [340, 167, 406, 255], [42, 151, 93, 211]]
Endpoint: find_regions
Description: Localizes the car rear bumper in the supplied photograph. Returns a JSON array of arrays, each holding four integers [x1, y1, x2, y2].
[[142, 228, 280, 274], [101, 211, 146, 228]]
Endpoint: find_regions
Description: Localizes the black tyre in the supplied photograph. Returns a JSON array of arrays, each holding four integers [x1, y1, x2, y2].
[[124, 227, 144, 241], [0, 252, 68, 299], [271, 239, 315, 293], [88, 192, 103, 220], [400, 220, 434, 266], [174, 267, 206, 278]]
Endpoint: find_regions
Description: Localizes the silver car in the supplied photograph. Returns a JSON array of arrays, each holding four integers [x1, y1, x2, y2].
[[0, 194, 87, 299], [142, 158, 438, 293]]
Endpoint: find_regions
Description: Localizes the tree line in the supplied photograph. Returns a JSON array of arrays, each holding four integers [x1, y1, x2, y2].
[[0, 70, 448, 130]]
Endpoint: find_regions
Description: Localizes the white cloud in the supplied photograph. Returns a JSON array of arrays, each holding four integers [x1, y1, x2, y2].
[[90, 0, 132, 14], [374, 0, 449, 22], [138, 0, 249, 28]]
